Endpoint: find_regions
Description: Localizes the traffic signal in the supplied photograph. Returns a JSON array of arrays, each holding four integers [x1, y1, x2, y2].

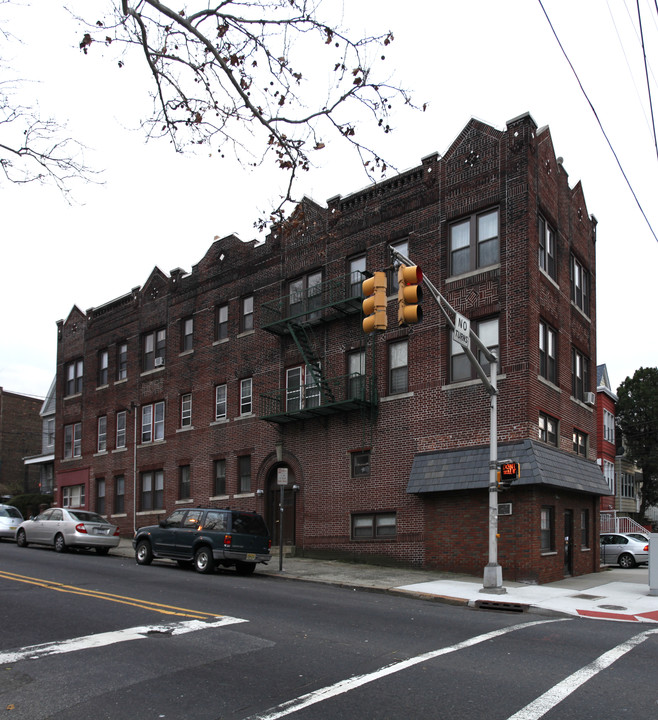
[[498, 462, 520, 490], [397, 265, 423, 326], [362, 271, 388, 333]]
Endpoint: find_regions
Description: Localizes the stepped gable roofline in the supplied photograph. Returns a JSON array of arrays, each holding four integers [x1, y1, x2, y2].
[[441, 115, 505, 163], [194, 233, 263, 277], [407, 439, 611, 496], [57, 305, 86, 329]]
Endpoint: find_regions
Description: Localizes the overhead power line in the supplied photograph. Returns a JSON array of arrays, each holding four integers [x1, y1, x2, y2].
[[537, 0, 658, 243]]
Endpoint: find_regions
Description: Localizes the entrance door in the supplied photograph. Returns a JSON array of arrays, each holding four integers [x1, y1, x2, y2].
[[563, 510, 574, 576], [266, 466, 296, 546]]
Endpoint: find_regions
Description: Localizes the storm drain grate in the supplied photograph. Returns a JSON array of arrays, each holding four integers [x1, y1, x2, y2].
[[474, 600, 528, 613]]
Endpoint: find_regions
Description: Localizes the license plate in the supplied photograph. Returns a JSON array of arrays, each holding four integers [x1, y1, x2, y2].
[[93, 527, 109, 535], [246, 553, 256, 561], [9, 525, 16, 531]]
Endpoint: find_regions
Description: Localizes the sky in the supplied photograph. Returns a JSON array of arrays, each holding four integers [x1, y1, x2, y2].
[[1, 0, 657, 401]]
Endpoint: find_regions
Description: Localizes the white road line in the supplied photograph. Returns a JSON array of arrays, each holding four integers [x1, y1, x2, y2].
[[245, 618, 566, 720], [0, 615, 247, 665], [506, 627, 658, 720]]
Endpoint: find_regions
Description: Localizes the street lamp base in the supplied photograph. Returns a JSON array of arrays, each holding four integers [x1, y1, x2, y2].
[[482, 563, 506, 594]]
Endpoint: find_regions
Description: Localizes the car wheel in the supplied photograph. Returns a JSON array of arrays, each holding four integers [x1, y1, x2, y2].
[[54, 534, 67, 553], [235, 561, 256, 576], [16, 529, 28, 548], [95, 546, 110, 555], [135, 540, 153, 565], [618, 553, 636, 569], [194, 546, 214, 574]]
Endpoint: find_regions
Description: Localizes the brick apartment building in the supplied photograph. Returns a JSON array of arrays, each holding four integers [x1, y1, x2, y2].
[[54, 113, 610, 584], [0, 387, 42, 496]]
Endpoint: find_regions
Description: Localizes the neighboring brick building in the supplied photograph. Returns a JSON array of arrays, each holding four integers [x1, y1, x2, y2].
[[54, 113, 609, 583], [596, 364, 617, 512], [0, 387, 42, 496]]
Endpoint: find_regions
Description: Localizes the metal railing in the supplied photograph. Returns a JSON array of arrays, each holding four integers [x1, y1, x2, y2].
[[600, 511, 649, 535]]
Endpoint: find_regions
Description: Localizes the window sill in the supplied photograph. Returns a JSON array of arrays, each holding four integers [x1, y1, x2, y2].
[[446, 262, 500, 284], [234, 413, 254, 421], [136, 509, 166, 516], [380, 392, 414, 402], [443, 374, 507, 391], [175, 498, 194, 505], [137, 440, 166, 449], [112, 447, 128, 454], [235, 492, 255, 499], [176, 426, 194, 433], [539, 267, 560, 289], [237, 329, 255, 338], [93, 451, 108, 458], [179, 349, 194, 357], [210, 418, 229, 426], [114, 378, 128, 385], [537, 376, 561, 393], [64, 393, 82, 400], [210, 494, 229, 501], [96, 384, 109, 391], [213, 338, 229, 346], [110, 513, 127, 519], [540, 551, 558, 557], [140, 367, 165, 377]]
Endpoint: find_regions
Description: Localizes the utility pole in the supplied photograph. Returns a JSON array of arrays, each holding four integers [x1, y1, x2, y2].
[[389, 248, 505, 593]]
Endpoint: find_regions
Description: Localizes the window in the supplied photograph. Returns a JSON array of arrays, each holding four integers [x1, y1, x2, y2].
[[539, 320, 557, 384], [65, 359, 84, 396], [215, 384, 227, 420], [349, 256, 366, 298], [351, 450, 371, 478], [179, 465, 191, 500], [240, 378, 252, 415], [603, 460, 615, 494], [114, 475, 125, 514], [45, 418, 55, 448], [117, 342, 128, 381], [96, 479, 106, 515], [351, 512, 396, 539], [570, 254, 590, 315], [603, 409, 615, 444], [141, 469, 164, 511], [181, 393, 192, 428], [451, 317, 498, 382], [63, 485, 85, 508], [98, 350, 109, 386], [389, 340, 408, 394], [449, 209, 499, 276], [241, 296, 254, 332], [142, 401, 165, 443], [214, 459, 226, 495], [64, 422, 82, 459], [143, 328, 166, 371], [238, 455, 251, 493], [286, 366, 321, 411], [116, 411, 127, 449], [573, 429, 588, 456], [580, 510, 589, 548], [538, 215, 557, 280], [540, 506, 555, 552], [538, 412, 558, 446], [288, 271, 323, 320], [621, 472, 636, 499], [390, 241, 408, 291], [97, 416, 107, 453], [216, 304, 228, 341], [347, 349, 366, 399], [571, 347, 590, 402], [181, 317, 193, 352]]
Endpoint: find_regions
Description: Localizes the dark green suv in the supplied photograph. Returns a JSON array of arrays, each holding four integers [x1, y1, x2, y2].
[[133, 508, 271, 575]]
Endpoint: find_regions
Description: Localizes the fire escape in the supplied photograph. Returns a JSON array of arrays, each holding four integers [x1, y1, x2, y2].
[[259, 273, 378, 424]]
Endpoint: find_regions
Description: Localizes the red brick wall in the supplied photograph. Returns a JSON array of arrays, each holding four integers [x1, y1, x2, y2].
[[0, 388, 42, 495]]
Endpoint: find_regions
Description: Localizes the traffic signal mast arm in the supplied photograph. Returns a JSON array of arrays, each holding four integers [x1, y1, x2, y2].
[[389, 246, 497, 396]]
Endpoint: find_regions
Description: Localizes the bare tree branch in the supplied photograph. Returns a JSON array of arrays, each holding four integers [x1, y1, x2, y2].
[[80, 0, 419, 227]]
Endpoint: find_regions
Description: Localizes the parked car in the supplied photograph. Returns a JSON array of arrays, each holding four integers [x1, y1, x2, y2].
[[0, 504, 23, 540], [600, 532, 649, 568], [133, 507, 271, 575], [626, 532, 650, 543], [15, 508, 121, 554]]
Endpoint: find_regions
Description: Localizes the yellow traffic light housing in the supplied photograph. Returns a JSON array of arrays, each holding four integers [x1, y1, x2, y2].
[[397, 265, 423, 326], [362, 271, 388, 333]]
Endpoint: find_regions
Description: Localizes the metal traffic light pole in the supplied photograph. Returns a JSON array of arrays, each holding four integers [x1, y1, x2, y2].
[[389, 248, 505, 593]]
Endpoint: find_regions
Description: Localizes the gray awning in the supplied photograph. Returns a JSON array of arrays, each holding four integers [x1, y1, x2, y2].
[[407, 439, 611, 496]]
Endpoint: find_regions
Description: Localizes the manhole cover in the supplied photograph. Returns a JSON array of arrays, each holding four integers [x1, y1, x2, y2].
[[597, 605, 627, 611]]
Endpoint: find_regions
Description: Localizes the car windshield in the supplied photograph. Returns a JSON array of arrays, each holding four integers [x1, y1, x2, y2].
[[68, 511, 108, 524], [0, 507, 22, 519]]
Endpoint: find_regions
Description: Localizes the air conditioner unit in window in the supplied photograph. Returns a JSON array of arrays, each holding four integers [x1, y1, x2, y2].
[[584, 391, 595, 406], [498, 503, 512, 516], [154, 357, 165, 367]]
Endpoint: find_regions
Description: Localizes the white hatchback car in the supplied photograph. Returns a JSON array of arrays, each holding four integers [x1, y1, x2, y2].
[[0, 504, 23, 540], [16, 507, 120, 554]]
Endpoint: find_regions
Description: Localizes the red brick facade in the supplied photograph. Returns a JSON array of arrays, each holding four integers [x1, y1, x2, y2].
[[0, 388, 42, 495], [54, 113, 607, 583]]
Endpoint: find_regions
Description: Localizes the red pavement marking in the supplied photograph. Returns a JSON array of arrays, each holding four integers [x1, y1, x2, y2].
[[637, 610, 658, 621], [577, 609, 639, 621]]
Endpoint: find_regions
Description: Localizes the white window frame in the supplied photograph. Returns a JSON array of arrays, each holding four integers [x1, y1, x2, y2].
[[215, 384, 227, 420], [142, 401, 165, 443], [181, 393, 192, 427], [240, 378, 253, 415], [603, 409, 615, 444], [116, 411, 127, 449], [97, 416, 107, 453]]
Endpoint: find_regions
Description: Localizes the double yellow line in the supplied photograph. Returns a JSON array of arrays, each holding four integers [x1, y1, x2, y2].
[[0, 570, 219, 620]]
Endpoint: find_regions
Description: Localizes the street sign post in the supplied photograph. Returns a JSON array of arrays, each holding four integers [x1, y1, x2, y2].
[[453, 312, 470, 349], [277, 468, 288, 571]]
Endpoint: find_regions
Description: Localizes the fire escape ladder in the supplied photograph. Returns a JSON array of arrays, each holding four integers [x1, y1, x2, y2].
[[288, 322, 336, 404]]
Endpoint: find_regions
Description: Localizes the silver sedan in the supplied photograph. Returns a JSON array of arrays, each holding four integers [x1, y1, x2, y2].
[[15, 507, 121, 554], [600, 532, 649, 568]]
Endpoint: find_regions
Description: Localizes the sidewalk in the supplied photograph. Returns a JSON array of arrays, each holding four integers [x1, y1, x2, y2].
[[115, 539, 658, 623]]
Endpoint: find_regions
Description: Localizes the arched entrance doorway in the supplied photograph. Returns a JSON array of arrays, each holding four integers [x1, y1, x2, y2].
[[266, 465, 297, 547]]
